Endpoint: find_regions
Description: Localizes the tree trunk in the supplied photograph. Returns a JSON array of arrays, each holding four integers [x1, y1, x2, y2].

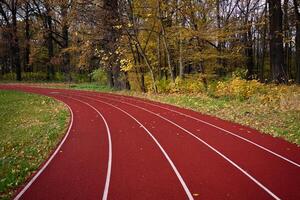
[[294, 0, 300, 84], [283, 0, 290, 79], [179, 31, 184, 79], [12, 1, 21, 81], [61, 4, 71, 81], [268, 0, 287, 83], [260, 4, 268, 82], [106, 69, 114, 87], [24, 2, 31, 72], [157, 32, 163, 79], [124, 72, 131, 90], [158, 0, 175, 82], [260, 24, 267, 82], [112, 64, 121, 89], [245, 25, 254, 79], [46, 6, 54, 80], [216, 0, 223, 68], [136, 48, 146, 92]]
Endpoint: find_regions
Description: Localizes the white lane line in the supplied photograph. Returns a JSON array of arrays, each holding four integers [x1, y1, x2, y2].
[[74, 94, 194, 200], [61, 96, 112, 200], [102, 93, 300, 168], [14, 100, 74, 200], [92, 95, 281, 200]]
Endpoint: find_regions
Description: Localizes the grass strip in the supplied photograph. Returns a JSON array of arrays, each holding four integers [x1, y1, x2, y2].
[[0, 90, 69, 200]]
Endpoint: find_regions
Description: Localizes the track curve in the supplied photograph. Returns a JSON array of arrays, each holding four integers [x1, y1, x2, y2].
[[0, 85, 299, 200]]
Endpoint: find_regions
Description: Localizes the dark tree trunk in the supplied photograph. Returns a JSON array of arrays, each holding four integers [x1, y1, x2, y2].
[[216, 0, 223, 68], [103, 0, 122, 89], [260, 3, 268, 82], [106, 69, 114, 87], [112, 64, 121, 89], [283, 0, 290, 79], [11, 1, 21, 81], [157, 32, 163, 79], [294, 0, 300, 84], [136, 48, 146, 92], [46, 6, 54, 80], [260, 23, 267, 82], [62, 24, 71, 80], [24, 2, 31, 72], [268, 0, 287, 83], [124, 72, 131, 90], [245, 26, 254, 79], [61, 4, 71, 81]]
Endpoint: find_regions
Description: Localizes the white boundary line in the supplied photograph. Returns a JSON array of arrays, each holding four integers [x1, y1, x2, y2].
[[61, 96, 112, 200], [102, 93, 300, 168], [74, 94, 194, 200], [14, 100, 74, 200], [87, 94, 281, 200]]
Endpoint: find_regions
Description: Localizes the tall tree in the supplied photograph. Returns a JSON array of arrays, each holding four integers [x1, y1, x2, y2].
[[23, 1, 32, 72], [294, 0, 300, 84], [101, 0, 119, 88], [0, 0, 22, 81], [268, 0, 287, 83]]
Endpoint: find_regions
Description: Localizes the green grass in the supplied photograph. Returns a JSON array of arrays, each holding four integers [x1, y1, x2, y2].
[[68, 83, 114, 92], [27, 82, 114, 93], [0, 90, 69, 200]]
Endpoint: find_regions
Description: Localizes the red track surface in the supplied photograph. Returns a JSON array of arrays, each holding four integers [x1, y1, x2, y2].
[[1, 85, 299, 200]]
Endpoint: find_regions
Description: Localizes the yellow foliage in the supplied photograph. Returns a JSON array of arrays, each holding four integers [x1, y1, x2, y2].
[[120, 59, 134, 72], [215, 78, 300, 111], [216, 78, 263, 99], [154, 76, 206, 94]]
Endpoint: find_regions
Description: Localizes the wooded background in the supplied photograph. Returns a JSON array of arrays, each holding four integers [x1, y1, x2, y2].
[[1, 0, 300, 92]]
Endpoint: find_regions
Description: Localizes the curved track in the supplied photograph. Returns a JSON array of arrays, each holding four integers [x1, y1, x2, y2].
[[0, 85, 299, 200]]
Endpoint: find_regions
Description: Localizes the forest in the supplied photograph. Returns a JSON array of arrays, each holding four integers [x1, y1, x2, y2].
[[0, 0, 300, 93]]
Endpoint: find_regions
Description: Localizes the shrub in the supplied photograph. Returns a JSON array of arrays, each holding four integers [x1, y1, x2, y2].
[[232, 68, 248, 79], [91, 68, 107, 85], [54, 72, 66, 82], [71, 72, 90, 83], [22, 72, 48, 81], [170, 77, 206, 93], [215, 77, 264, 99], [156, 78, 172, 93], [1, 73, 16, 81]]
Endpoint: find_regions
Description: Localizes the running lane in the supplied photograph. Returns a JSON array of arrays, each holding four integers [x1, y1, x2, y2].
[[79, 92, 300, 200], [0, 85, 299, 200], [0, 86, 110, 199], [62, 89, 300, 199], [0, 85, 190, 199]]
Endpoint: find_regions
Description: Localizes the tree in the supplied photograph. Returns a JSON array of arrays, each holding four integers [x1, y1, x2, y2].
[[268, 0, 287, 83], [0, 0, 22, 81], [294, 0, 300, 84]]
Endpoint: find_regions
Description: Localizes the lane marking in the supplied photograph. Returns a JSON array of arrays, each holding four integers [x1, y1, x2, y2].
[[101, 93, 300, 168], [14, 100, 74, 200], [73, 94, 194, 200], [87, 94, 281, 200], [60, 96, 112, 200]]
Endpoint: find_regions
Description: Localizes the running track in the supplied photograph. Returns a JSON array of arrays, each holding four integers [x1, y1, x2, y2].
[[0, 85, 299, 200]]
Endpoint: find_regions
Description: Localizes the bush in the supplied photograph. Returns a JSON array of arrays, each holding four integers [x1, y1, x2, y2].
[[1, 73, 16, 81], [156, 78, 172, 93], [215, 77, 264, 99], [155, 75, 206, 94], [22, 72, 48, 81], [54, 72, 66, 82], [71, 72, 90, 83], [232, 68, 248, 79], [91, 68, 107, 85], [170, 77, 206, 93]]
